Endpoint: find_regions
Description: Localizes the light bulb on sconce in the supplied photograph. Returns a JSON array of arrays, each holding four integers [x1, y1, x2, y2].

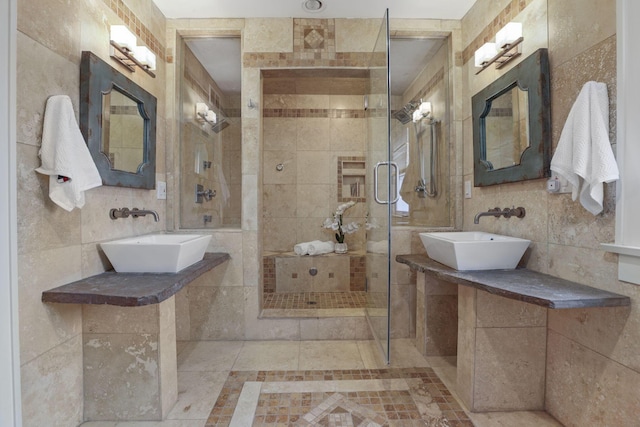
[[109, 25, 156, 77], [474, 43, 498, 68], [195, 102, 219, 127], [110, 25, 137, 51], [474, 22, 524, 74], [496, 22, 522, 49]]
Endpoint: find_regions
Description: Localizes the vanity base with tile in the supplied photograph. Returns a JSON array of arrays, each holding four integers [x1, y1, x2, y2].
[[397, 254, 630, 413]]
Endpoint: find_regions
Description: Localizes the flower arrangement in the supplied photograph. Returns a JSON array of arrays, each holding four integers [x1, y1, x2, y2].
[[322, 201, 360, 243]]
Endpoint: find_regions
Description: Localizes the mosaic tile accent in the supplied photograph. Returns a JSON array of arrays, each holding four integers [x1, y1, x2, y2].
[[102, 0, 165, 60], [243, 52, 384, 68], [263, 257, 276, 294], [206, 368, 474, 426], [295, 19, 335, 54], [262, 291, 375, 310], [263, 109, 365, 119], [350, 256, 366, 292], [462, 0, 535, 64]]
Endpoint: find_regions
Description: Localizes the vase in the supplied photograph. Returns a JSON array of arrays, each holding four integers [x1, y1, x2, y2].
[[334, 242, 348, 254]]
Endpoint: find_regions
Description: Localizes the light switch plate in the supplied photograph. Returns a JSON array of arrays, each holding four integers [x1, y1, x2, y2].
[[464, 180, 472, 199], [157, 181, 167, 200]]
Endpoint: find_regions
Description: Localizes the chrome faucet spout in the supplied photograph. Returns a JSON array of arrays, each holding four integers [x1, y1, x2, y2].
[[473, 207, 502, 224], [130, 208, 159, 222]]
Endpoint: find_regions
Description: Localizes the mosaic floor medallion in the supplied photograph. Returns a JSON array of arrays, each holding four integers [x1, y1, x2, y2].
[[206, 368, 474, 427]]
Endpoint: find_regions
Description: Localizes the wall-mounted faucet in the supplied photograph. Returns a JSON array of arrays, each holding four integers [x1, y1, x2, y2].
[[474, 206, 526, 224], [195, 184, 216, 203], [109, 207, 159, 222]]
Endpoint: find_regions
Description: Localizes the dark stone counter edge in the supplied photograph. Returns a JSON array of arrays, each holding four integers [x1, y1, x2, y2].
[[396, 254, 631, 309], [41, 252, 230, 307]]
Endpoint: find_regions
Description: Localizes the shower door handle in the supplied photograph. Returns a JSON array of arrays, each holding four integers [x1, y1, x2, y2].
[[374, 161, 399, 205]]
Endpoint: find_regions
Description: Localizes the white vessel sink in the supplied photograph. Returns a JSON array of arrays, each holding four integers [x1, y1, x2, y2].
[[419, 231, 530, 271], [101, 234, 212, 273]]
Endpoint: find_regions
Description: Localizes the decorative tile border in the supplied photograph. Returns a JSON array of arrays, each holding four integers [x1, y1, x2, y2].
[[206, 368, 474, 426], [243, 52, 382, 68], [263, 108, 365, 119]]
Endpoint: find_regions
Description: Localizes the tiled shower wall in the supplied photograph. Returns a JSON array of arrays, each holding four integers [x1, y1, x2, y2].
[[462, 0, 640, 425], [16, 0, 167, 425], [180, 44, 241, 228], [262, 89, 368, 253]]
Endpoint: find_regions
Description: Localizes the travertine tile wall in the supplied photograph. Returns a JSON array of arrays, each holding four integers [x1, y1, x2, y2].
[[462, 0, 640, 425], [16, 0, 167, 425], [262, 90, 368, 253]]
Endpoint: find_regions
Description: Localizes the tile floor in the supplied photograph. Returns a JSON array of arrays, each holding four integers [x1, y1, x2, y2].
[[262, 291, 386, 310], [81, 339, 564, 427]]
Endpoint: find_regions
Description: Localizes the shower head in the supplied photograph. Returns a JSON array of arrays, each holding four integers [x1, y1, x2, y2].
[[210, 118, 229, 133], [393, 101, 419, 124]]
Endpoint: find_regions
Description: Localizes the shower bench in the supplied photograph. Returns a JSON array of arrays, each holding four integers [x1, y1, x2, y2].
[[42, 252, 230, 421], [396, 254, 630, 413]]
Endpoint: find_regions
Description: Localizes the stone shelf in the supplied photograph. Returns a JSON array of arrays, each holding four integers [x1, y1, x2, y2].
[[396, 254, 630, 309], [42, 252, 230, 307]]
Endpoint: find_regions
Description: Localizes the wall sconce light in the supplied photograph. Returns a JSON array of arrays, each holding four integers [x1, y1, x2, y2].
[[474, 22, 523, 74], [196, 102, 217, 124], [109, 25, 156, 78], [412, 101, 432, 122]]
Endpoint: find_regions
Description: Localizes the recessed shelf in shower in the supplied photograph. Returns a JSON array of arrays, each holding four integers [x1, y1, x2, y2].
[[338, 156, 366, 202]]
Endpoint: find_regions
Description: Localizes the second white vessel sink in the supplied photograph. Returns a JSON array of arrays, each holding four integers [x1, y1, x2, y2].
[[419, 231, 530, 271], [101, 234, 212, 273]]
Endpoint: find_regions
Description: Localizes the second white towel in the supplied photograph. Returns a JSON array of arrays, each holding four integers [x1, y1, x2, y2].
[[307, 241, 335, 256], [550, 81, 619, 215], [294, 240, 334, 256]]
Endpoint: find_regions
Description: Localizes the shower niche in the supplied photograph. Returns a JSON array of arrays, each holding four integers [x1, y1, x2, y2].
[[338, 156, 366, 202]]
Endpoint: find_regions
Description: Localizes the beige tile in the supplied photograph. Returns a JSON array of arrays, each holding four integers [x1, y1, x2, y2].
[[83, 304, 160, 334], [244, 18, 293, 52], [548, 0, 615, 66], [456, 286, 476, 409], [263, 184, 297, 218], [335, 19, 380, 52], [166, 371, 228, 420], [474, 327, 547, 411], [424, 294, 458, 356], [177, 341, 243, 372], [16, 143, 82, 255], [300, 317, 359, 340], [263, 150, 297, 185], [548, 303, 640, 373], [20, 335, 83, 427], [263, 118, 297, 152], [16, 31, 78, 147], [233, 341, 300, 370], [330, 118, 366, 152], [299, 341, 364, 370], [297, 118, 331, 151], [189, 287, 245, 340], [296, 184, 333, 218], [264, 216, 298, 252], [330, 95, 364, 110], [159, 298, 178, 419], [546, 330, 640, 427], [83, 333, 162, 420], [18, 246, 82, 364], [243, 288, 301, 340], [296, 94, 330, 109], [469, 411, 564, 427], [476, 290, 547, 328], [296, 151, 334, 184]]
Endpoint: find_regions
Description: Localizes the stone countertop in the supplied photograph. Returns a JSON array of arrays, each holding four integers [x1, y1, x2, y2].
[[396, 254, 630, 309], [42, 252, 230, 307]]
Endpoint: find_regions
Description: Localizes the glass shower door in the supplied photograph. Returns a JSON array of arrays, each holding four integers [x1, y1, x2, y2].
[[365, 9, 392, 364]]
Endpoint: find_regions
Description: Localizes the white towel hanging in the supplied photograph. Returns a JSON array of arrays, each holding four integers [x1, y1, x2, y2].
[[550, 81, 619, 215], [35, 95, 102, 211]]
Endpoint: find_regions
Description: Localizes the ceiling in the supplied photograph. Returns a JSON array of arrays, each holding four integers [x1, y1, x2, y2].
[[176, 0, 471, 97], [153, 0, 477, 20]]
